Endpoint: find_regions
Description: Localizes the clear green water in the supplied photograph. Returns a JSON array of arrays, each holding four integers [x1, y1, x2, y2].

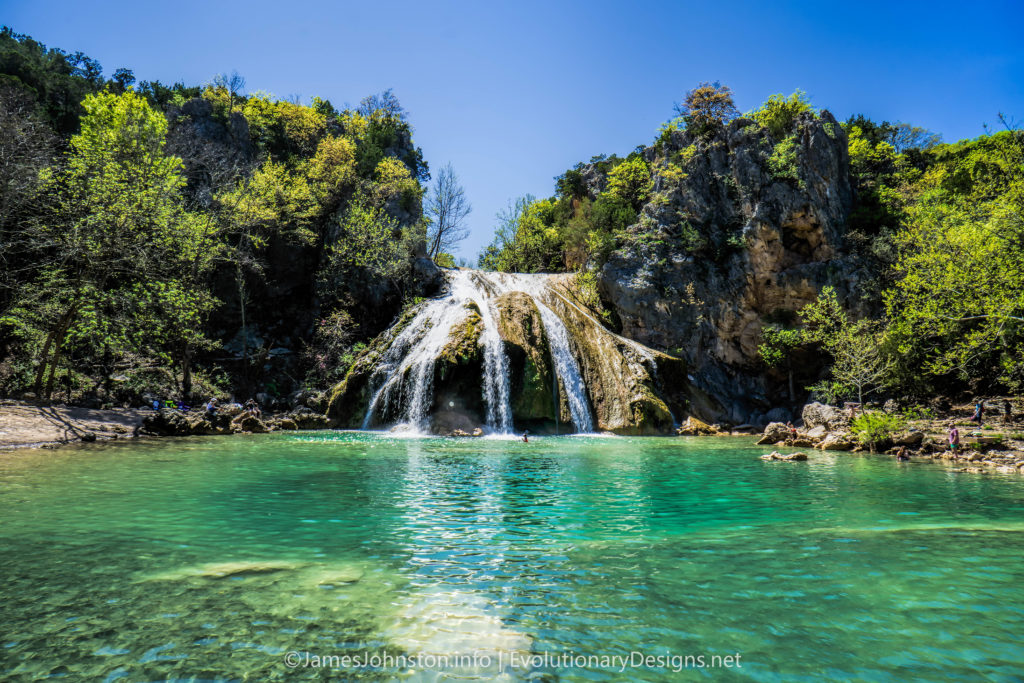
[[2, 432, 1024, 681]]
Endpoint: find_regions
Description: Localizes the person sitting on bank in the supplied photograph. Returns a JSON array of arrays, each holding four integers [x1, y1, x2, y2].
[[245, 398, 261, 418], [205, 398, 218, 418]]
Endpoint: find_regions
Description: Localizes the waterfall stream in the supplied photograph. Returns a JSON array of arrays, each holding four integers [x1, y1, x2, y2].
[[360, 269, 594, 434]]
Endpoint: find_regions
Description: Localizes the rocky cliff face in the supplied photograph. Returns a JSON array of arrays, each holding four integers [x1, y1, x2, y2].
[[599, 111, 861, 425]]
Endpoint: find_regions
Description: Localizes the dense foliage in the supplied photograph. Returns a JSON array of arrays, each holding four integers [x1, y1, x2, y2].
[[0, 28, 447, 405]]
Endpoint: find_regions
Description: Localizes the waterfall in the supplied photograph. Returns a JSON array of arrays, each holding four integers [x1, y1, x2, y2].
[[531, 301, 594, 433], [359, 269, 595, 434], [361, 271, 514, 434]]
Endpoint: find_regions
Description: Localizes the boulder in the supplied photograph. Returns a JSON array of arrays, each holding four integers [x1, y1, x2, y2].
[[756, 422, 790, 445], [277, 418, 298, 431], [802, 402, 850, 431], [818, 432, 855, 451], [677, 416, 718, 436], [892, 431, 924, 447], [288, 407, 329, 430], [805, 425, 827, 441], [142, 408, 191, 436], [232, 414, 267, 433], [450, 428, 484, 438]]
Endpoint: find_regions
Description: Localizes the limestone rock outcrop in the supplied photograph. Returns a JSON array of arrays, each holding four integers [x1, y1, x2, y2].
[[597, 112, 858, 425]]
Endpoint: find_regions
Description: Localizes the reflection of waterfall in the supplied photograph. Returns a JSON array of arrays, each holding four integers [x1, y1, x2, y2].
[[385, 441, 532, 677], [360, 269, 607, 434]]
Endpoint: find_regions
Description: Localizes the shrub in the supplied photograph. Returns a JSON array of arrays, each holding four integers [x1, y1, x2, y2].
[[749, 90, 814, 138], [850, 411, 907, 451], [768, 135, 801, 184]]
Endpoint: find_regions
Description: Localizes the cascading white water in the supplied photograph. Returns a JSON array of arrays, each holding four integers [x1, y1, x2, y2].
[[361, 270, 514, 433], [360, 269, 596, 434], [531, 301, 594, 432]]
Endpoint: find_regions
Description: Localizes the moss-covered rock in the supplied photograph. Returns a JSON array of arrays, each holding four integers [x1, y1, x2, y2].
[[326, 303, 422, 428], [430, 304, 486, 433], [493, 292, 560, 424], [544, 280, 687, 435]]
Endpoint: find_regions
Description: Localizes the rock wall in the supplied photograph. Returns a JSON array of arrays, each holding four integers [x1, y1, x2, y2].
[[598, 111, 862, 425]]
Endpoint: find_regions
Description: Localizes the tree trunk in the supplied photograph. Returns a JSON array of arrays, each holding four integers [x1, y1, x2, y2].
[[787, 367, 795, 402], [34, 304, 78, 400], [237, 263, 247, 360], [182, 344, 193, 399], [44, 335, 66, 400]]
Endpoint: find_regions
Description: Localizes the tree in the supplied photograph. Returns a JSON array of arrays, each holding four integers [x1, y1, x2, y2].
[[758, 324, 803, 401], [424, 163, 471, 260], [674, 81, 738, 133], [111, 67, 135, 92], [21, 90, 202, 399], [890, 122, 942, 153], [211, 70, 246, 112], [801, 286, 891, 404], [606, 156, 653, 211], [357, 88, 405, 119], [0, 86, 55, 278], [884, 130, 1024, 389]]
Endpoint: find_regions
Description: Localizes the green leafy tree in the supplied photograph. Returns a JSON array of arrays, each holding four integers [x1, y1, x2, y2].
[[801, 286, 891, 404], [884, 130, 1024, 389], [20, 90, 203, 398], [758, 324, 803, 401], [606, 156, 653, 211]]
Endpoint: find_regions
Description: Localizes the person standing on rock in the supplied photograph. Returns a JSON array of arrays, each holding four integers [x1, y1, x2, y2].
[[947, 423, 961, 458], [972, 400, 984, 425]]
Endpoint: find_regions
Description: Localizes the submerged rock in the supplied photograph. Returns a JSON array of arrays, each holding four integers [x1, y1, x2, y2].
[[142, 560, 310, 582], [761, 451, 808, 461]]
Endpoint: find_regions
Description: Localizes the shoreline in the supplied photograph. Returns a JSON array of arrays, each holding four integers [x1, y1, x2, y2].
[[3, 401, 1023, 478], [0, 401, 147, 451]]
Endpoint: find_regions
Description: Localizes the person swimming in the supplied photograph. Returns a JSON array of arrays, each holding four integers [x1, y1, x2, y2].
[[522, 430, 529, 443]]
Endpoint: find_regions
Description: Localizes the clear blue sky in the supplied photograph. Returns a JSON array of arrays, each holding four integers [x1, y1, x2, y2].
[[5, 0, 1023, 260]]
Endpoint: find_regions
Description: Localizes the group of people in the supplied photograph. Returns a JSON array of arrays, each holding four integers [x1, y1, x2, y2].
[[150, 396, 263, 420], [151, 398, 190, 412]]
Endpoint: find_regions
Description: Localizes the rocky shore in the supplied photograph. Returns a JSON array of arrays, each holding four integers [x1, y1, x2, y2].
[[747, 401, 1024, 474], [0, 400, 329, 450]]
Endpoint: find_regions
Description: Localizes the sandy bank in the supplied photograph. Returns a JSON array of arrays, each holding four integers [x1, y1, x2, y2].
[[0, 401, 146, 450]]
